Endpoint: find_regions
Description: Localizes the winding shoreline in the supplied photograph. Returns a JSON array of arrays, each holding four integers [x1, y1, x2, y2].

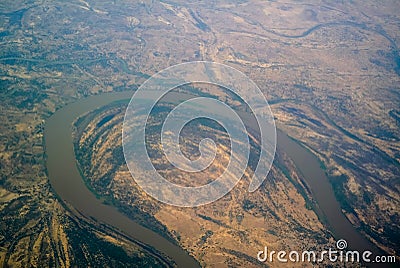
[[44, 91, 382, 267], [44, 91, 200, 268]]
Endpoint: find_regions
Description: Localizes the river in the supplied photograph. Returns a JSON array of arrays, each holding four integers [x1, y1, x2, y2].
[[44, 91, 383, 267]]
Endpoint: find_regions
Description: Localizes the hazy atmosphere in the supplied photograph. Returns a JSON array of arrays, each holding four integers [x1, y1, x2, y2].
[[0, 1, 399, 267]]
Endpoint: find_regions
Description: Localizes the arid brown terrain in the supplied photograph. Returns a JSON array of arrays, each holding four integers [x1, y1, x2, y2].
[[0, 0, 399, 267], [73, 98, 332, 267]]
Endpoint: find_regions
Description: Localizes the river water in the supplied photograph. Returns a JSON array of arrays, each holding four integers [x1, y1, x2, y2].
[[44, 91, 382, 267]]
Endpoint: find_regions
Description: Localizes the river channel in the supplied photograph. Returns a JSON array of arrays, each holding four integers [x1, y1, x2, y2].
[[44, 91, 382, 267]]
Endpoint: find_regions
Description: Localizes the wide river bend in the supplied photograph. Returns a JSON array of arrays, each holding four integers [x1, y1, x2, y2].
[[44, 91, 381, 267]]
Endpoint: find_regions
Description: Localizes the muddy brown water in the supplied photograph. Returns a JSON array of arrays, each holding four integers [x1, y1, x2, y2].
[[45, 91, 383, 267]]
